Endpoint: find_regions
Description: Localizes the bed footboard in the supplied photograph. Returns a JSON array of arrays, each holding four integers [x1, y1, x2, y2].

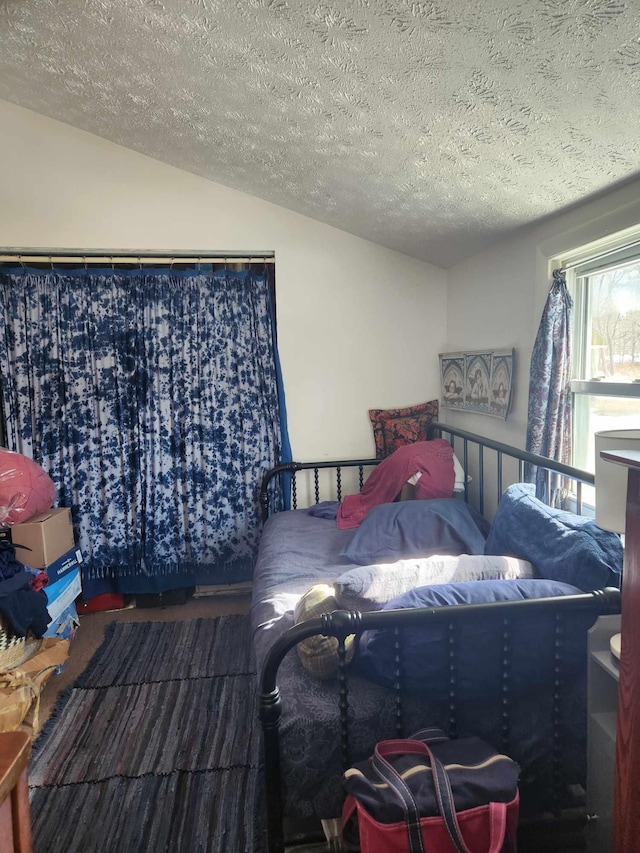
[[259, 588, 622, 853]]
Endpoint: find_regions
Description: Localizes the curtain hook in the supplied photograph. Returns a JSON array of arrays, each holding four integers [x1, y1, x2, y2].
[[198, 257, 202, 271], [83, 256, 87, 269], [49, 255, 53, 269], [19, 255, 26, 269]]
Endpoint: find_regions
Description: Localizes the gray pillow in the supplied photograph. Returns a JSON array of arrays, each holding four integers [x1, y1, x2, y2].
[[334, 555, 535, 612], [339, 499, 490, 565]]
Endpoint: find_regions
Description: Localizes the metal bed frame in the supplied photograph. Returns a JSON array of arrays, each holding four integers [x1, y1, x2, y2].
[[257, 423, 622, 852]]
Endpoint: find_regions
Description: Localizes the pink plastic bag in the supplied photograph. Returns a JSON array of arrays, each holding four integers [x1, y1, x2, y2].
[[0, 449, 55, 524]]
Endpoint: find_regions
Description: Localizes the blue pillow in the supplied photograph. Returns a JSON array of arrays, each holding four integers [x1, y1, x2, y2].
[[339, 499, 490, 565], [355, 578, 591, 699], [484, 483, 622, 591]]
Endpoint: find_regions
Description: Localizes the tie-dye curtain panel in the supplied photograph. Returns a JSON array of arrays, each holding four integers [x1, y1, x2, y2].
[[525, 268, 573, 503], [0, 266, 289, 598]]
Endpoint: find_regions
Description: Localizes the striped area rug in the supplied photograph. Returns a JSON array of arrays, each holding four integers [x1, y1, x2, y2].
[[29, 614, 262, 853]]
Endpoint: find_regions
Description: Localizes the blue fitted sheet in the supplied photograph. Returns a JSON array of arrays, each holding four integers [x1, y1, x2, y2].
[[250, 508, 590, 821]]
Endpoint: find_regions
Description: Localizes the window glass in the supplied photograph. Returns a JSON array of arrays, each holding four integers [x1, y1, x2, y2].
[[582, 260, 640, 383], [569, 255, 640, 474]]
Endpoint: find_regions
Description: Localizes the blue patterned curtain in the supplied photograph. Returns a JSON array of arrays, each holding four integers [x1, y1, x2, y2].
[[525, 268, 573, 502], [0, 266, 289, 598]]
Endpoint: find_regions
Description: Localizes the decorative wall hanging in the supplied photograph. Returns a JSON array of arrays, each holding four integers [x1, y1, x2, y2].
[[440, 349, 514, 419]]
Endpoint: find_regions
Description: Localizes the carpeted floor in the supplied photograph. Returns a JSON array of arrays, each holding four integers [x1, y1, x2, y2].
[[38, 594, 251, 723], [29, 613, 262, 853]]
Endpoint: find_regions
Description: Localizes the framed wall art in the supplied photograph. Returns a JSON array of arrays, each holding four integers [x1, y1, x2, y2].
[[440, 348, 514, 419]]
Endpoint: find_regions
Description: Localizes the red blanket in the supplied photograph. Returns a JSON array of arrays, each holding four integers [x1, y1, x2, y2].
[[336, 439, 455, 529]]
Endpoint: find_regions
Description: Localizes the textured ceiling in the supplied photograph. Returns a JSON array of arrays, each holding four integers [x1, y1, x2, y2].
[[1, 0, 640, 267]]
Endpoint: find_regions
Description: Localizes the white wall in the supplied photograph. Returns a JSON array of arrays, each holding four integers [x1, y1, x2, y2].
[[0, 99, 447, 461], [446, 177, 640, 448]]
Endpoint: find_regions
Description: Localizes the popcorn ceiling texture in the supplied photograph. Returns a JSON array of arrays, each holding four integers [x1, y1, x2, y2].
[[1, 0, 640, 267]]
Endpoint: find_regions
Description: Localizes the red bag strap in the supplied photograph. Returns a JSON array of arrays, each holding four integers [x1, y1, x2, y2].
[[341, 795, 361, 852], [373, 739, 508, 853]]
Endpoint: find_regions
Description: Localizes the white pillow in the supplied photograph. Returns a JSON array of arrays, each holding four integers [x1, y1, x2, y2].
[[334, 555, 536, 612]]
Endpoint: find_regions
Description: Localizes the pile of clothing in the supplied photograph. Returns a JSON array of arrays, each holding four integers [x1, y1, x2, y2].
[[0, 540, 70, 735], [337, 439, 456, 529], [0, 540, 50, 640]]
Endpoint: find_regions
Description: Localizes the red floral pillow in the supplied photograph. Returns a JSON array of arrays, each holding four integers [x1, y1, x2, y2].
[[368, 400, 439, 459]]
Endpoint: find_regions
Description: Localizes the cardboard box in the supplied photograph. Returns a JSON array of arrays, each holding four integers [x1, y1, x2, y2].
[[43, 601, 79, 641], [11, 507, 75, 569], [44, 567, 82, 654], [45, 567, 82, 621], [42, 546, 83, 585]]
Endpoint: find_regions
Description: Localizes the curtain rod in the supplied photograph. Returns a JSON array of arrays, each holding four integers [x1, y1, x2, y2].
[[0, 249, 275, 265], [560, 235, 640, 272]]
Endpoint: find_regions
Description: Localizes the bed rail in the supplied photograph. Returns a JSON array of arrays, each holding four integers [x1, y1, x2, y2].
[[260, 457, 378, 521], [259, 588, 622, 853], [259, 421, 595, 522], [426, 422, 595, 516]]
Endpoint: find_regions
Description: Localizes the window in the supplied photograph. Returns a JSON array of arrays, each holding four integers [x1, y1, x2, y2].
[[566, 241, 640, 474]]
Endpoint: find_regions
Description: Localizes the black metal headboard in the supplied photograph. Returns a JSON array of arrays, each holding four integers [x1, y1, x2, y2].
[[427, 421, 594, 516], [259, 421, 595, 522]]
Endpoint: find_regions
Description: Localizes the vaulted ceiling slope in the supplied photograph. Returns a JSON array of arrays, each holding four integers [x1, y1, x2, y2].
[[1, 0, 640, 267]]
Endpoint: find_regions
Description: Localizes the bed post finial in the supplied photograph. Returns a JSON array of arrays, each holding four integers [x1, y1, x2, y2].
[[321, 609, 362, 639]]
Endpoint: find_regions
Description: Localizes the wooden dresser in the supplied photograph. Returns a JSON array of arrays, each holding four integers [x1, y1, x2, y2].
[[0, 731, 32, 853], [599, 449, 640, 853]]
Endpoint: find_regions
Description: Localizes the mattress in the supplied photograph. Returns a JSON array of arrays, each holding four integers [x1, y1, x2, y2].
[[250, 508, 589, 821]]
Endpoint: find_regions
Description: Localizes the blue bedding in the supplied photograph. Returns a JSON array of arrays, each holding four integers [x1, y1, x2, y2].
[[356, 578, 592, 697], [250, 508, 592, 822], [340, 498, 490, 564], [251, 509, 356, 675], [485, 482, 623, 589]]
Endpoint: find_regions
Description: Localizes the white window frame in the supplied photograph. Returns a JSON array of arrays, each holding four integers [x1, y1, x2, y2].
[[564, 240, 640, 472]]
